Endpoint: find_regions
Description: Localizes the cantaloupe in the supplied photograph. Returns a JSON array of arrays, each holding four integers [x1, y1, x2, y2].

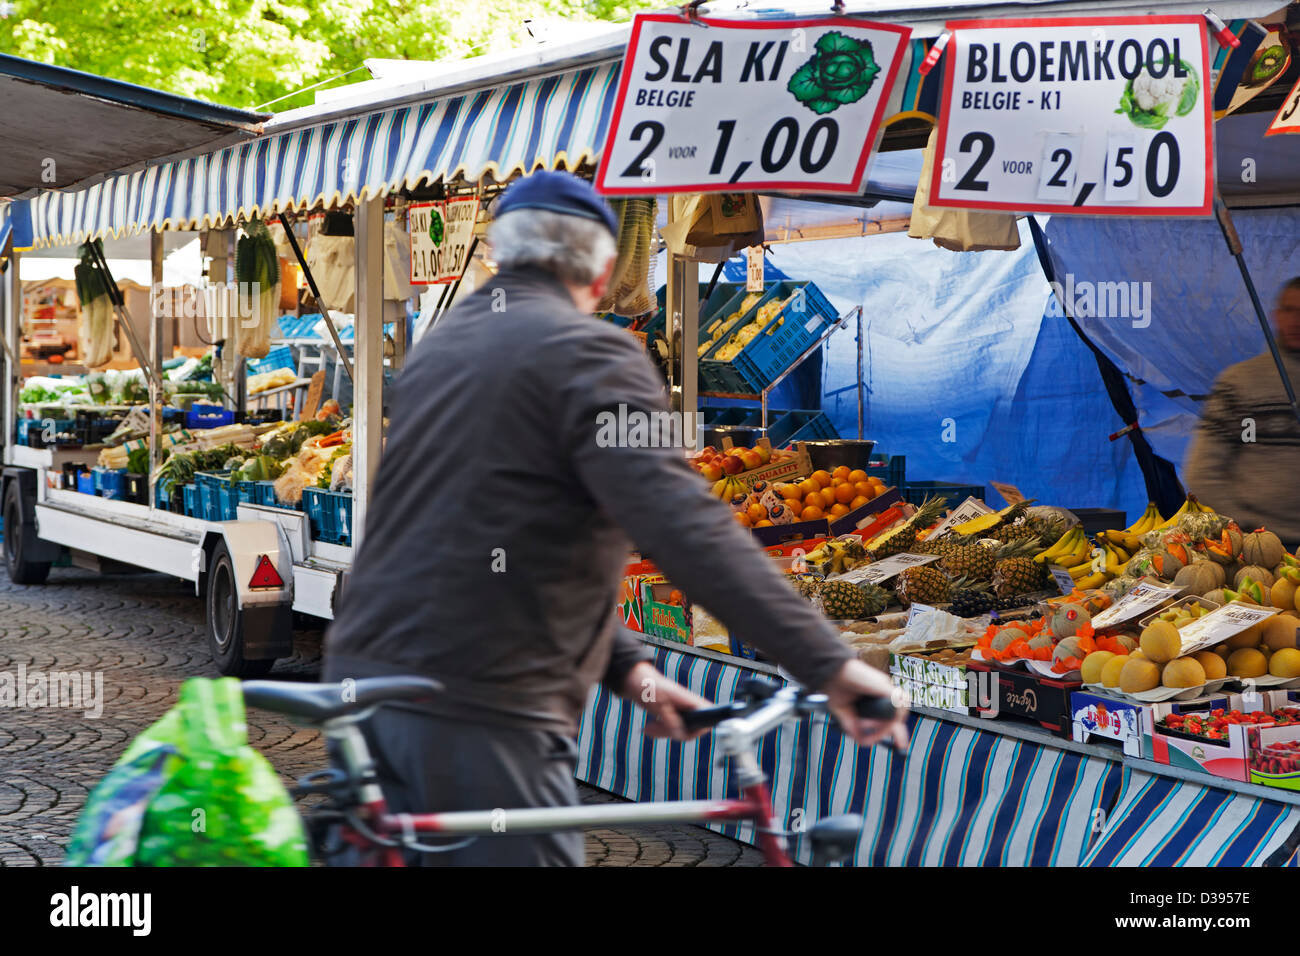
[[1100, 654, 1130, 687], [1114, 634, 1139, 653], [1028, 635, 1053, 650], [1140, 620, 1181, 664], [1150, 549, 1185, 579], [1227, 647, 1268, 678], [1193, 650, 1227, 680], [1119, 657, 1162, 693], [1270, 577, 1297, 611], [1203, 589, 1229, 607], [1162, 656, 1206, 688], [1269, 647, 1300, 678], [1262, 616, 1299, 651], [1051, 604, 1090, 637], [1235, 565, 1276, 589], [991, 628, 1028, 652], [1174, 561, 1222, 595], [1080, 651, 1116, 685], [1243, 530, 1285, 569]]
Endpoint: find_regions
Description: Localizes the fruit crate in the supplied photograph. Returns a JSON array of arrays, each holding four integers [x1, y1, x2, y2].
[[867, 454, 905, 489], [783, 412, 837, 447], [253, 481, 299, 511], [18, 418, 78, 448], [642, 281, 754, 341], [246, 345, 297, 376], [182, 483, 200, 518], [93, 467, 126, 500], [731, 282, 838, 393], [302, 488, 353, 545], [186, 404, 236, 429], [194, 472, 236, 521], [75, 470, 96, 495], [899, 481, 985, 507], [123, 473, 148, 506]]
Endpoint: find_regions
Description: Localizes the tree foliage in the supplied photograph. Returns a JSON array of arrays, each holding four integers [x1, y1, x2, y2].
[[0, 1, 651, 111]]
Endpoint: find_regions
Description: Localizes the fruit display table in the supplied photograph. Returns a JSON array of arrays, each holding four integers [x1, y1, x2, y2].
[[576, 635, 1300, 866]]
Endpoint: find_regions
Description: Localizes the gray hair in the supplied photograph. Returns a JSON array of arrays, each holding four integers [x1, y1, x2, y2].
[[488, 208, 617, 286]]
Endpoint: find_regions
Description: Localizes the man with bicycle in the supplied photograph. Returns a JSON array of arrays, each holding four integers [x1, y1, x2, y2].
[[323, 170, 907, 866]]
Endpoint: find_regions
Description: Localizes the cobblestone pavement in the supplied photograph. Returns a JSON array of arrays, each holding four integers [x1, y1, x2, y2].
[[0, 567, 763, 867]]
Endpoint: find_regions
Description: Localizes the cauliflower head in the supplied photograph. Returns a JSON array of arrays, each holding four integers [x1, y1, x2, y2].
[[1116, 60, 1200, 130]]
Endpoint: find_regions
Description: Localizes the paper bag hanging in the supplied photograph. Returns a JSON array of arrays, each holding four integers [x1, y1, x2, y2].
[[908, 127, 1020, 253]]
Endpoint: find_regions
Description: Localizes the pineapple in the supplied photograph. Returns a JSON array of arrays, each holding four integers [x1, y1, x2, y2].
[[896, 565, 952, 607], [950, 499, 1033, 539], [855, 582, 892, 617], [992, 556, 1048, 598], [865, 496, 949, 561], [816, 580, 868, 620], [789, 574, 823, 601], [940, 538, 1038, 582]]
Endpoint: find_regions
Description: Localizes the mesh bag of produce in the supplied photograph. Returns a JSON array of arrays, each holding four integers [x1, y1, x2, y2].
[[65, 677, 308, 867]]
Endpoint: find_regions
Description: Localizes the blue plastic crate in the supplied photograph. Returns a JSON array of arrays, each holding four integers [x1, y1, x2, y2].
[[18, 418, 77, 447], [785, 412, 837, 446], [899, 481, 985, 508], [194, 472, 232, 521], [76, 471, 96, 495], [246, 345, 296, 376], [731, 282, 838, 393], [182, 484, 200, 517], [767, 410, 837, 448], [867, 454, 905, 489], [186, 404, 236, 429], [93, 467, 127, 500], [302, 487, 353, 545]]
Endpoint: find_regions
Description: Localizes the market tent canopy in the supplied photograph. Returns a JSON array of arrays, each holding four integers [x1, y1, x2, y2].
[[0, 53, 265, 200]]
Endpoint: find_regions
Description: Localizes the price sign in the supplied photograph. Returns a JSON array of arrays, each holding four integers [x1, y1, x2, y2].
[[930, 16, 1213, 216], [1266, 73, 1300, 136], [745, 246, 765, 292], [930, 496, 993, 539], [989, 481, 1025, 505], [837, 552, 940, 586], [1090, 581, 1184, 630], [1048, 565, 1077, 595], [1177, 601, 1279, 657], [409, 198, 479, 285], [596, 14, 911, 195]]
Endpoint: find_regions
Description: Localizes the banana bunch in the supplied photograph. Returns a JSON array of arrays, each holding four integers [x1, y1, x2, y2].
[[1099, 502, 1162, 553], [1035, 526, 1091, 568], [710, 476, 746, 500], [804, 535, 868, 576], [1035, 527, 1116, 589], [1152, 495, 1216, 531]]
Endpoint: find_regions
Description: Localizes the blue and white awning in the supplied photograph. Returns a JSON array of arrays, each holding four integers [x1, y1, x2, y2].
[[26, 62, 620, 248]]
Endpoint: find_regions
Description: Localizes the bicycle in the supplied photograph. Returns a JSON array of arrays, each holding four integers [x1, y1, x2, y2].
[[242, 675, 897, 867]]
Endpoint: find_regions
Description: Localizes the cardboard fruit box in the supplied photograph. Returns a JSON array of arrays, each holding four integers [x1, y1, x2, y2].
[[718, 436, 813, 491], [749, 486, 904, 547], [1247, 724, 1300, 790], [1141, 696, 1260, 782], [890, 652, 977, 715], [968, 660, 1078, 736]]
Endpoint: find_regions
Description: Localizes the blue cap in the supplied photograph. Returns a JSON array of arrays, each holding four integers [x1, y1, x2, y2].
[[495, 169, 619, 237]]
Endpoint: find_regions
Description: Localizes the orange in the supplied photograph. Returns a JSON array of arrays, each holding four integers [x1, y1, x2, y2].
[[850, 495, 871, 510], [754, 519, 774, 528], [797, 478, 820, 499], [811, 470, 833, 488], [776, 482, 802, 501], [820, 489, 840, 510], [834, 483, 856, 505], [830, 503, 850, 517], [800, 504, 825, 521], [854, 481, 875, 499], [867, 476, 886, 490], [832, 466, 851, 482], [848, 469, 868, 484], [735, 511, 752, 527], [747, 503, 766, 523]]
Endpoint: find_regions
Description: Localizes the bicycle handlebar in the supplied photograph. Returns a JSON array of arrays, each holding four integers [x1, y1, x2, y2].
[[679, 690, 896, 733]]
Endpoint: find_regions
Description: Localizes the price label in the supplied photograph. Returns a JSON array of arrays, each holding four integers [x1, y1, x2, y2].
[[1090, 581, 1184, 629], [745, 245, 765, 292], [930, 16, 1213, 216], [596, 14, 911, 195], [1048, 565, 1077, 595], [1177, 601, 1279, 657], [907, 603, 936, 626], [837, 552, 940, 586], [989, 481, 1025, 505], [929, 496, 993, 539], [1266, 73, 1300, 136], [409, 199, 479, 285]]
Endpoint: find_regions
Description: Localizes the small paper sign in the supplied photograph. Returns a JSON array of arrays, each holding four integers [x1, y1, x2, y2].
[[989, 481, 1025, 505], [907, 603, 936, 626], [1090, 581, 1185, 630], [930, 496, 993, 539], [1048, 565, 1076, 596], [837, 552, 941, 586], [745, 246, 764, 292], [1176, 601, 1279, 657]]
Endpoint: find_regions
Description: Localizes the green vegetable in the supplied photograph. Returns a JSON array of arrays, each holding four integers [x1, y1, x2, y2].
[[127, 446, 150, 475], [1116, 59, 1199, 130], [787, 31, 881, 115]]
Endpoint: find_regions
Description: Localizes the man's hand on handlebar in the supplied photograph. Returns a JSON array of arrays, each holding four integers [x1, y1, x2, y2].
[[823, 659, 909, 751], [619, 661, 712, 741]]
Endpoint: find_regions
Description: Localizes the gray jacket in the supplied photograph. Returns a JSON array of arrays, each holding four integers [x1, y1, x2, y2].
[[324, 266, 851, 734]]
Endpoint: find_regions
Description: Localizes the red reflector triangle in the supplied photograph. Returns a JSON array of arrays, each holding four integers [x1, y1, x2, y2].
[[250, 554, 283, 588]]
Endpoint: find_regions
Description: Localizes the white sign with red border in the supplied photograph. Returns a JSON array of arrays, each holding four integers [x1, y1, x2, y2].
[[1266, 73, 1300, 136], [930, 16, 1213, 217], [409, 198, 480, 285], [596, 14, 911, 196]]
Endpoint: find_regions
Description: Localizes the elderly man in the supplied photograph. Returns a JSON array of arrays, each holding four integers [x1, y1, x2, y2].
[[324, 170, 905, 866], [1184, 277, 1300, 547]]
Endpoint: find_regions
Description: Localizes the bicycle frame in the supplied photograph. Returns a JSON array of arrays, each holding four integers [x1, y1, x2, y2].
[[315, 688, 821, 867]]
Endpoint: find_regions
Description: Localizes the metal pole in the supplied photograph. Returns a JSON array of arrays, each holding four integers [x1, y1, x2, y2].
[[856, 305, 864, 440], [1214, 194, 1300, 427], [352, 195, 385, 550], [1, 236, 17, 458], [149, 231, 163, 506], [277, 212, 354, 384], [86, 241, 159, 390]]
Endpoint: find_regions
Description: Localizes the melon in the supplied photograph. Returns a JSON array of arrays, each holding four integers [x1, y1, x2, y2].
[[1270, 577, 1297, 611], [1203, 588, 1229, 607], [1114, 634, 1139, 653], [1261, 616, 1299, 651], [1027, 635, 1053, 650], [1243, 530, 1285, 569], [1227, 619, 1271, 650], [1227, 647, 1268, 678], [1119, 657, 1162, 693], [1053, 636, 1087, 664], [1140, 620, 1181, 664], [1099, 654, 1130, 687], [1149, 549, 1185, 580], [1193, 650, 1227, 680], [1162, 656, 1206, 688], [1234, 565, 1275, 589], [1270, 647, 1300, 679], [1080, 651, 1116, 684], [990, 628, 1028, 653], [1051, 603, 1090, 637]]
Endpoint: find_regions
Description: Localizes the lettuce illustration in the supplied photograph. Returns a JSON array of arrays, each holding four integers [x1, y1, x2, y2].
[[1116, 59, 1199, 130], [787, 31, 880, 115], [428, 208, 445, 246]]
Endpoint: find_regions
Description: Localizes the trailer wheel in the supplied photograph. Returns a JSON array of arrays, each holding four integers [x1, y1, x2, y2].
[[205, 542, 275, 677], [3, 481, 51, 585]]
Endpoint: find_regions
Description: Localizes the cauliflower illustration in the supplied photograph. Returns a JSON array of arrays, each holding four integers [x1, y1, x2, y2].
[[1117, 60, 1200, 129]]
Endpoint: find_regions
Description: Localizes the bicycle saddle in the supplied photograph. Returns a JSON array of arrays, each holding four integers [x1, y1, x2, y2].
[[242, 676, 443, 722]]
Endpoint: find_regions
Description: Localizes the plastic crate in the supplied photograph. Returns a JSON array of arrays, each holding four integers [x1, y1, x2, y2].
[[93, 467, 126, 500], [899, 481, 985, 507], [302, 487, 353, 545], [784, 413, 838, 447], [700, 281, 835, 394], [18, 418, 77, 447], [123, 473, 148, 505], [765, 410, 834, 448], [246, 345, 296, 376], [194, 472, 233, 521], [75, 470, 96, 495], [181, 484, 200, 518], [186, 404, 236, 429], [643, 282, 758, 345], [867, 454, 906, 489]]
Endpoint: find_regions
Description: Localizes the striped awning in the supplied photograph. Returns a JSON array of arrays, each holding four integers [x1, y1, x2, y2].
[[25, 61, 622, 248]]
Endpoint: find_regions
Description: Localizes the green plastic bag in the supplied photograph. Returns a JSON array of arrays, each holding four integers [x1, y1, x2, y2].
[[67, 677, 309, 866]]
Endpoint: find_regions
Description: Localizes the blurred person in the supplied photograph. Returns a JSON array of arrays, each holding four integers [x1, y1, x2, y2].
[[323, 170, 906, 866], [1184, 277, 1300, 546]]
